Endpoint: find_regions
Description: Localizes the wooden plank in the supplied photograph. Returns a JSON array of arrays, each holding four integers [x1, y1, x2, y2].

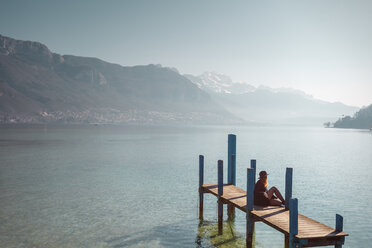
[[202, 184, 348, 240]]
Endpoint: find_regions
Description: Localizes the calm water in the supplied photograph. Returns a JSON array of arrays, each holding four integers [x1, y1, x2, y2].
[[0, 124, 371, 247]]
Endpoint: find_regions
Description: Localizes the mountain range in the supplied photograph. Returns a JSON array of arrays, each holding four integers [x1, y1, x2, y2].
[[0, 34, 358, 125], [185, 72, 358, 125], [0, 34, 236, 124]]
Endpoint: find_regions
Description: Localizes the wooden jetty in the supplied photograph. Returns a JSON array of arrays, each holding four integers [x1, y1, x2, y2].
[[198, 134, 348, 248]]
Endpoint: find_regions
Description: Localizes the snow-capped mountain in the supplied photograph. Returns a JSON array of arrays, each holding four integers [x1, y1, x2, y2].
[[185, 72, 255, 94], [185, 72, 312, 98], [185, 71, 358, 125]]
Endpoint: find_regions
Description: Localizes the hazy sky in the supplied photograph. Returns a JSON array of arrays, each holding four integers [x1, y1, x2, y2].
[[1, 0, 371, 107]]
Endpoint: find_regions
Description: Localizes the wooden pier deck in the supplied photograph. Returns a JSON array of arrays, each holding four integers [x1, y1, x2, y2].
[[202, 184, 348, 246], [198, 134, 348, 247]]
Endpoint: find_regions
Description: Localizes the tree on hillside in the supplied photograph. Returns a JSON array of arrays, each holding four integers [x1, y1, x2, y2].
[[333, 104, 372, 129]]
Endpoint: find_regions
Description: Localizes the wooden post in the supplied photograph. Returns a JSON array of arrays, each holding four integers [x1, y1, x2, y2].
[[218, 160, 223, 235], [289, 198, 298, 248], [231, 153, 236, 185], [335, 214, 343, 232], [250, 159, 256, 182], [285, 168, 293, 209], [284, 234, 289, 248], [335, 214, 344, 248], [199, 155, 204, 221], [228, 154, 236, 220], [246, 168, 255, 248], [228, 134, 236, 185], [250, 159, 256, 217]]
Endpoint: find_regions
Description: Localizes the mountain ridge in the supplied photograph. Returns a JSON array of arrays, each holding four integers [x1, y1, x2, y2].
[[185, 71, 358, 125], [0, 34, 239, 124], [0, 34, 359, 126]]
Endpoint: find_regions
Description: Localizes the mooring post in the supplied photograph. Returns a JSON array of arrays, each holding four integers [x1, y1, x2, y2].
[[199, 155, 204, 221], [218, 160, 224, 235], [249, 159, 256, 222], [246, 168, 255, 248], [228, 134, 236, 185], [335, 214, 344, 248], [228, 154, 236, 221], [289, 198, 298, 248], [231, 154, 236, 185], [285, 168, 293, 209], [250, 159, 256, 182]]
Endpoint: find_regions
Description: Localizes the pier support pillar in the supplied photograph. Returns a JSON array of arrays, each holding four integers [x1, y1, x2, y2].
[[246, 168, 255, 248], [284, 234, 289, 248], [227, 204, 235, 221], [228, 134, 236, 185], [285, 168, 293, 210], [218, 160, 224, 235], [228, 154, 236, 220], [335, 214, 344, 248], [289, 198, 298, 248], [250, 159, 256, 180], [199, 155, 204, 221]]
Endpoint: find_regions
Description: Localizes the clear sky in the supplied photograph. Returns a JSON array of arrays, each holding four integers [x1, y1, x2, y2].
[[1, 0, 371, 107]]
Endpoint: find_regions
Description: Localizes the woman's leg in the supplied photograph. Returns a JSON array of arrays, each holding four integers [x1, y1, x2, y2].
[[269, 198, 283, 206], [266, 186, 285, 203]]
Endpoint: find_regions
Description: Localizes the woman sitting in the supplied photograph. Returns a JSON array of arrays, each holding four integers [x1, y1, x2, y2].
[[254, 170, 285, 206]]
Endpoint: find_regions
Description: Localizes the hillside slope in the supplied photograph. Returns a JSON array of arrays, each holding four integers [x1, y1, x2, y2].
[[333, 104, 372, 129], [0, 34, 237, 124]]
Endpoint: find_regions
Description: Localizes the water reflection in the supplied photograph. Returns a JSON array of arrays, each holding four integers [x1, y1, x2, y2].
[[196, 220, 263, 248]]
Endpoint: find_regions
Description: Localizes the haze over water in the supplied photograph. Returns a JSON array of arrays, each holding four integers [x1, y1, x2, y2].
[[0, 124, 371, 247]]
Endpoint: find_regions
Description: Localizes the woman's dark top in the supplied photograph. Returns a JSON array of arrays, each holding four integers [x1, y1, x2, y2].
[[254, 180, 270, 206]]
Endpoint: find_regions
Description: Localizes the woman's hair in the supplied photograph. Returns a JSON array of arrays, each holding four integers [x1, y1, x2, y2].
[[262, 177, 268, 187]]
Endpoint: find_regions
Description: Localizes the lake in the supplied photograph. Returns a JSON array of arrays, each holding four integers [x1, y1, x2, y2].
[[0, 124, 371, 247]]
